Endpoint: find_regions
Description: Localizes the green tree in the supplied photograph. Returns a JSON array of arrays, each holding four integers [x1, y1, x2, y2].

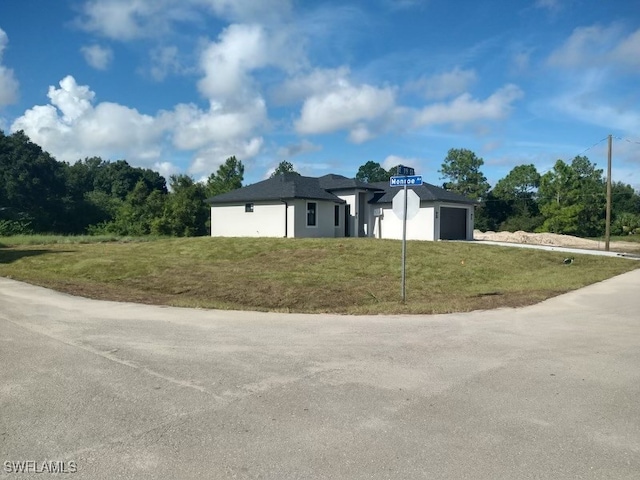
[[270, 160, 299, 178], [104, 180, 167, 236], [0, 130, 68, 233], [537, 156, 605, 236], [611, 182, 640, 217], [159, 175, 209, 236], [92, 159, 166, 200], [355, 161, 390, 183], [439, 148, 490, 200], [491, 164, 543, 232], [493, 164, 540, 201], [611, 212, 640, 236], [205, 156, 244, 197]]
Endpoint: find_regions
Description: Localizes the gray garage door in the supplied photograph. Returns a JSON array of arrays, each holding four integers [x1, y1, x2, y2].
[[440, 207, 467, 240]]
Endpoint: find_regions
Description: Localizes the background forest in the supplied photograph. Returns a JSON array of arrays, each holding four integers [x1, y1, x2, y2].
[[1, 130, 639, 238]]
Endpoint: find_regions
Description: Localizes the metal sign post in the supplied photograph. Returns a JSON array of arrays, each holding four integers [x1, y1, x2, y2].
[[401, 182, 408, 303], [390, 166, 422, 303]]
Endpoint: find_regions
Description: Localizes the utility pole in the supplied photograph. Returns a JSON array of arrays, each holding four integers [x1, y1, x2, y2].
[[605, 134, 612, 251]]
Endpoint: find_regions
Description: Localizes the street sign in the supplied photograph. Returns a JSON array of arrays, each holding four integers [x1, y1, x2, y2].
[[392, 189, 420, 220], [390, 175, 423, 187], [390, 168, 423, 304], [397, 165, 415, 176]]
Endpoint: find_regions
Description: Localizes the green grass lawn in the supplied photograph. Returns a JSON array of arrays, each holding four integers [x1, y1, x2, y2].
[[0, 236, 638, 314]]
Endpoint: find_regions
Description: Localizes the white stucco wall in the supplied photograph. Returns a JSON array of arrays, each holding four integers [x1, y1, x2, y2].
[[374, 203, 435, 241], [211, 202, 287, 237]]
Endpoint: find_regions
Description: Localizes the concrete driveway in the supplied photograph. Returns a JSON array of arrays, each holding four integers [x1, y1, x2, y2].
[[1, 272, 639, 479]]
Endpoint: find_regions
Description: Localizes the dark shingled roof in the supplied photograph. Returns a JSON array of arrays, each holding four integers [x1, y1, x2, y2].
[[318, 174, 384, 192], [367, 181, 479, 204], [206, 173, 345, 204]]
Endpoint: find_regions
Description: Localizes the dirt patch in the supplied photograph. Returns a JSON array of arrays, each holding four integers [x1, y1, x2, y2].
[[474, 230, 640, 252]]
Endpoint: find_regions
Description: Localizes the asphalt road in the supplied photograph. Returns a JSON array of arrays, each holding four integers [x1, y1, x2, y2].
[[1, 271, 640, 480]]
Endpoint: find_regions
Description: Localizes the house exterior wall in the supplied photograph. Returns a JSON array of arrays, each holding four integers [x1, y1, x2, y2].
[[374, 203, 435, 241], [291, 199, 341, 238], [372, 202, 475, 241], [211, 202, 286, 237]]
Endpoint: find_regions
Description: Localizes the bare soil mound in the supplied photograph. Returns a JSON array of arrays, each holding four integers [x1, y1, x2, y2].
[[474, 230, 640, 253]]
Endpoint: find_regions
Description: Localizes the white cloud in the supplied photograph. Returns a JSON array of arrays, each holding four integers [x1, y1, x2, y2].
[[198, 0, 292, 24], [295, 80, 396, 139], [149, 46, 184, 81], [348, 124, 375, 144], [274, 67, 351, 104], [613, 29, 640, 68], [166, 98, 266, 150], [154, 161, 181, 179], [414, 84, 523, 127], [0, 28, 19, 107], [76, 0, 292, 40], [48, 76, 95, 122], [548, 24, 640, 70], [197, 22, 303, 103], [10, 75, 268, 174], [81, 44, 113, 70], [408, 67, 477, 100], [188, 136, 263, 175], [77, 0, 155, 40], [554, 93, 640, 134], [197, 24, 269, 101], [11, 76, 165, 163]]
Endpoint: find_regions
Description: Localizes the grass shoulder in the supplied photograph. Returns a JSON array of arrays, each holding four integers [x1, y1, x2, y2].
[[0, 236, 637, 314]]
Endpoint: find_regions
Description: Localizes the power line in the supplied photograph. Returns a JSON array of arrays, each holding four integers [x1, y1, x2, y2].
[[616, 136, 640, 145], [536, 136, 610, 175], [577, 136, 610, 156]]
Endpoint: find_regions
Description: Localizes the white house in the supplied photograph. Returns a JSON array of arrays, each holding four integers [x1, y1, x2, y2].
[[207, 173, 478, 240], [367, 181, 476, 241]]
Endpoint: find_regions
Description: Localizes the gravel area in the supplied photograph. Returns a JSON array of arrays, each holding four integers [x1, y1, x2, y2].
[[474, 230, 640, 252]]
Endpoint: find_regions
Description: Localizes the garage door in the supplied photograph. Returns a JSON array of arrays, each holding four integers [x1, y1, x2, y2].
[[440, 207, 467, 240]]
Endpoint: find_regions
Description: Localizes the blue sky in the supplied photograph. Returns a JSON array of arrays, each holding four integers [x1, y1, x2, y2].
[[0, 0, 639, 188]]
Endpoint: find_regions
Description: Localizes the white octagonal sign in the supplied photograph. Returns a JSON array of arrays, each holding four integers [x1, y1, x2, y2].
[[392, 189, 420, 220]]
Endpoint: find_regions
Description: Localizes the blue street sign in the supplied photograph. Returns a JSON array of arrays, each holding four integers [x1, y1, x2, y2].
[[390, 175, 423, 187], [396, 165, 415, 176]]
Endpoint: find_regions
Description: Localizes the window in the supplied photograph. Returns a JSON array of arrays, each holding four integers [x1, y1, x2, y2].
[[307, 202, 317, 227], [245, 203, 254, 213], [334, 205, 340, 227]]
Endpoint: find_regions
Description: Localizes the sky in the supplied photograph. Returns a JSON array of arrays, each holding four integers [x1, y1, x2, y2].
[[0, 0, 639, 188]]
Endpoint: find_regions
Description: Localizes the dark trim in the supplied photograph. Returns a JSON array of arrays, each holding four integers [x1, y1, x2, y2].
[[281, 199, 288, 238]]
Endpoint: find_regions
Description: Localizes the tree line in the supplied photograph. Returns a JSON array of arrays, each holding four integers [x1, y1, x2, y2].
[[356, 148, 640, 237], [1, 130, 638, 237], [0, 130, 243, 236]]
